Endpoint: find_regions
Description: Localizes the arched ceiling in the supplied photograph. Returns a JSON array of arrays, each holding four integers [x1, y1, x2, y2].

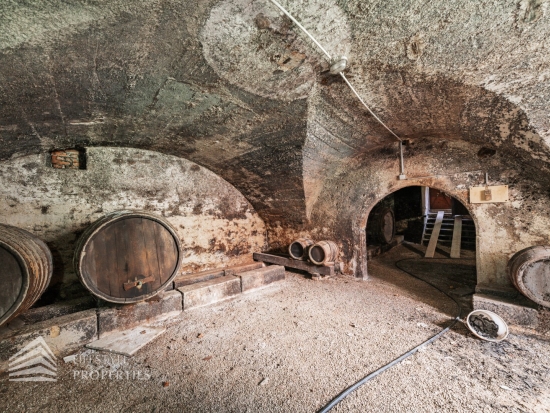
[[1, 0, 550, 227]]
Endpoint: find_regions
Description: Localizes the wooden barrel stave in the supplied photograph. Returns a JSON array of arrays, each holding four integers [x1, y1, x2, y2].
[[74, 211, 182, 304], [507, 245, 550, 307], [0, 224, 53, 326]]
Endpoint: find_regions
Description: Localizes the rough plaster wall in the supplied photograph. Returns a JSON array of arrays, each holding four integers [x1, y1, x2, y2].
[[201, 0, 350, 101], [2, 0, 550, 296], [340, 0, 550, 141], [0, 147, 266, 298], [299, 60, 550, 292], [301, 137, 550, 292], [0, 0, 309, 227]]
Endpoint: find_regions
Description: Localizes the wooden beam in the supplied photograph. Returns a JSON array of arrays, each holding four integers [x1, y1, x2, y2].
[[253, 253, 334, 276], [425, 211, 444, 258], [450, 216, 463, 259]]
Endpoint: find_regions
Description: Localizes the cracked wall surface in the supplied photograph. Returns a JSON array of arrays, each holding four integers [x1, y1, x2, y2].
[[2, 0, 550, 297]]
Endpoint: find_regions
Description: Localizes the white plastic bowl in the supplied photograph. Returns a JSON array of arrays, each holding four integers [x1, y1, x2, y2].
[[466, 310, 509, 342]]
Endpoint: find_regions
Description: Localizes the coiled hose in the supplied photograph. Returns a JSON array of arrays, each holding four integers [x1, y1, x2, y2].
[[318, 258, 463, 413]]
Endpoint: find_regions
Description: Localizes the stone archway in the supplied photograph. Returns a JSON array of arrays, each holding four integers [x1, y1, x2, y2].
[[353, 181, 479, 282]]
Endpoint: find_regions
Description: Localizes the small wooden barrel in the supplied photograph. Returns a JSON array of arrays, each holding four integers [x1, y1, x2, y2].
[[370, 207, 395, 245], [0, 224, 53, 326], [74, 211, 182, 304], [507, 246, 550, 307], [288, 238, 314, 260], [309, 240, 339, 266]]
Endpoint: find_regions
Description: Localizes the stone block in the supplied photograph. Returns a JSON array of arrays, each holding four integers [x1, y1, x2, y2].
[[97, 290, 182, 338], [473, 294, 539, 329], [20, 296, 96, 324], [0, 309, 98, 372], [224, 262, 265, 276], [178, 277, 241, 310], [173, 269, 225, 289], [238, 265, 285, 292]]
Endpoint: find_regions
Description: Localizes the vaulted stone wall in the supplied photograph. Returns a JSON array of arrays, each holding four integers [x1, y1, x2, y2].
[[2, 0, 550, 298], [0, 147, 266, 299]]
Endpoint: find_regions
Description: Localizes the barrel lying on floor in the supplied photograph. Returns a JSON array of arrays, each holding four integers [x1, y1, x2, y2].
[[0, 224, 53, 327], [74, 211, 182, 304], [507, 245, 550, 308]]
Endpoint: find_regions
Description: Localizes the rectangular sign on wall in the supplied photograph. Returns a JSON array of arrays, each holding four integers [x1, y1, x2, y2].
[[469, 185, 509, 203]]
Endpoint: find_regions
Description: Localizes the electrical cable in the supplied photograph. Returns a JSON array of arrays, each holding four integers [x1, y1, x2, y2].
[[266, 0, 402, 143], [317, 256, 462, 413], [267, 0, 332, 60], [339, 72, 402, 142], [260, 4, 462, 409]]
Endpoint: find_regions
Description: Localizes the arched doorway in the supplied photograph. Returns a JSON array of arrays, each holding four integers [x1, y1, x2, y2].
[[365, 186, 477, 309]]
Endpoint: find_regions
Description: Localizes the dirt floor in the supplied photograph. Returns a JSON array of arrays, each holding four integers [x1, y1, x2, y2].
[[1, 244, 549, 412]]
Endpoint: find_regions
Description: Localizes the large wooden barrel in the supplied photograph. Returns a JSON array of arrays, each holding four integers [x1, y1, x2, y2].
[[0, 224, 53, 326], [369, 207, 395, 245], [309, 240, 339, 266], [288, 238, 314, 260], [507, 246, 550, 307], [74, 211, 182, 304]]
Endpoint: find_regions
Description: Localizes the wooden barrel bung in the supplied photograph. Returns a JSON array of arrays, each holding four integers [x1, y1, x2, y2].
[[75, 211, 182, 304], [370, 207, 395, 245], [288, 238, 314, 260], [507, 245, 550, 307], [308, 240, 339, 266], [0, 224, 53, 327]]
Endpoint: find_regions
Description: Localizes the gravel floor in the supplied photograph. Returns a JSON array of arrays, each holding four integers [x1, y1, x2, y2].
[[1, 245, 549, 412]]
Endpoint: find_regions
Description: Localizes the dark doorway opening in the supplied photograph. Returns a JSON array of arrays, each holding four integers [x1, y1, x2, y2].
[[367, 186, 475, 252], [366, 186, 477, 311]]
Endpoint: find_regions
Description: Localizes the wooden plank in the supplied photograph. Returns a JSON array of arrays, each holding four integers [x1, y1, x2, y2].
[[151, 219, 178, 285], [125, 218, 149, 300], [102, 223, 119, 299], [86, 325, 166, 357], [91, 230, 112, 296], [253, 253, 334, 276], [140, 218, 161, 294], [450, 216, 462, 259], [113, 218, 130, 300], [81, 234, 98, 293], [425, 211, 444, 258]]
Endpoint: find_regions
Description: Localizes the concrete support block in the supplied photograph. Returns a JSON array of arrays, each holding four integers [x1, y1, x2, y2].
[[224, 262, 265, 276], [178, 277, 241, 310], [0, 309, 98, 372], [473, 294, 540, 329], [19, 296, 96, 324], [238, 265, 285, 292], [173, 269, 225, 289], [98, 291, 182, 338]]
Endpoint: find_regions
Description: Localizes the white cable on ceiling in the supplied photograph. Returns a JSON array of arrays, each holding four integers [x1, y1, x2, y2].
[[338, 72, 402, 142], [267, 0, 332, 60], [266, 0, 403, 144]]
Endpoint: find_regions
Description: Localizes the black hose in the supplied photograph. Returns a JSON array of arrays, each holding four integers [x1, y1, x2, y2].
[[317, 258, 462, 413]]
